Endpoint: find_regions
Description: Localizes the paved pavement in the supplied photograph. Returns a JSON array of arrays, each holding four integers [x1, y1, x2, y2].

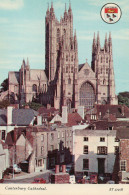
[[3, 170, 53, 184]]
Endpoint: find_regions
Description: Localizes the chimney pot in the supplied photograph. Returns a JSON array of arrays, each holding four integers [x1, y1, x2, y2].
[[62, 165, 66, 173], [55, 165, 59, 174]]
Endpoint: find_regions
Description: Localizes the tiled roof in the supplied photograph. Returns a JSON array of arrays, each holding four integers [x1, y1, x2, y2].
[[75, 129, 116, 136], [38, 107, 58, 116], [67, 112, 83, 127], [116, 129, 129, 139], [87, 120, 129, 130], [5, 130, 14, 146], [95, 104, 129, 119]]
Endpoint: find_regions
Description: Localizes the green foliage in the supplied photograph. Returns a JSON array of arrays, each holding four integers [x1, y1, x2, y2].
[[0, 100, 10, 109], [118, 92, 129, 107], [0, 78, 8, 92], [25, 102, 42, 111]]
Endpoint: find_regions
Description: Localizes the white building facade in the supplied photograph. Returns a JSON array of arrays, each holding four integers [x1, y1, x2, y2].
[[74, 130, 119, 176]]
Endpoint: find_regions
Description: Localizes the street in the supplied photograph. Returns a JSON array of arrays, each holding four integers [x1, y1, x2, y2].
[[3, 171, 52, 184]]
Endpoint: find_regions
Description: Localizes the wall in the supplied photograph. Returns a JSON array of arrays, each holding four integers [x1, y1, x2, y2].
[[74, 130, 119, 175]]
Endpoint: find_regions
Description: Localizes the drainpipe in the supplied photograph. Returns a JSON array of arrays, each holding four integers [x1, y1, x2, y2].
[[107, 133, 108, 174]]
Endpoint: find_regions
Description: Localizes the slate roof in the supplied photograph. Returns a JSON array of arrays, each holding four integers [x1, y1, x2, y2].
[[78, 64, 85, 71], [12, 109, 38, 126], [0, 108, 38, 126], [0, 110, 7, 125]]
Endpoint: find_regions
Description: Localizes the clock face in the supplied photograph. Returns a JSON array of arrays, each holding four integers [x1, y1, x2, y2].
[[84, 69, 89, 75]]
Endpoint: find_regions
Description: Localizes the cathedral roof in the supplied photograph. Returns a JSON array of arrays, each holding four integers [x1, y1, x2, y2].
[[78, 63, 85, 71], [8, 71, 20, 85], [30, 70, 47, 81]]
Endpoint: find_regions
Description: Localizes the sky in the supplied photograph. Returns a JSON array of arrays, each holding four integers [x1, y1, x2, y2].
[[0, 0, 129, 94]]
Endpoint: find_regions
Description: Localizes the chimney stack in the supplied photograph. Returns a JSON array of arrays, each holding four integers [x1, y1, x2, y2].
[[77, 106, 84, 119], [37, 115, 42, 126], [7, 106, 13, 125], [62, 106, 68, 124]]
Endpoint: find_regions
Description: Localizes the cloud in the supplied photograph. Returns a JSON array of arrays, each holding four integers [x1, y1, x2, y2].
[[54, 1, 65, 10], [0, 0, 24, 10], [75, 11, 99, 21], [112, 29, 129, 40]]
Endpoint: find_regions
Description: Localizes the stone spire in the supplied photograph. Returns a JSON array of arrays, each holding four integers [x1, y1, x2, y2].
[[26, 57, 29, 66], [97, 31, 100, 51], [104, 33, 108, 52], [64, 3, 68, 20], [92, 32, 96, 53], [74, 30, 78, 50], [50, 1, 55, 18], [108, 32, 112, 53], [46, 3, 50, 16]]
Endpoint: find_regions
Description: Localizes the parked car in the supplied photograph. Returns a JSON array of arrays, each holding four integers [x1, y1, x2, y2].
[[66, 164, 74, 175], [77, 174, 98, 184], [32, 178, 46, 184], [8, 164, 21, 174], [106, 180, 115, 184]]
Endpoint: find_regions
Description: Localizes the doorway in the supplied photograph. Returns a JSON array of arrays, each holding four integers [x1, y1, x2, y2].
[[98, 158, 105, 175]]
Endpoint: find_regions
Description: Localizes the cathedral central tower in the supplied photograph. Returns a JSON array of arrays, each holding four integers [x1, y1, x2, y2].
[[45, 3, 78, 110]]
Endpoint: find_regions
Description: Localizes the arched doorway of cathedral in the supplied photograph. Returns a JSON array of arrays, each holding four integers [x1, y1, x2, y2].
[[79, 81, 95, 110], [66, 99, 71, 113]]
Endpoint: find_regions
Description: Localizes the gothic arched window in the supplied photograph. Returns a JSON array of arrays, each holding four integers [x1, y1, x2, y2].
[[71, 66, 74, 73], [71, 55, 73, 61], [68, 78, 71, 84], [57, 28, 60, 43], [63, 29, 66, 40], [106, 57, 108, 63], [101, 57, 103, 63], [79, 82, 95, 109], [66, 55, 68, 61], [32, 84, 37, 92], [66, 66, 68, 73]]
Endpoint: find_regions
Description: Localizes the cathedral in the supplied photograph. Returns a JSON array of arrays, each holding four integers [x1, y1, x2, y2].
[[8, 3, 118, 111]]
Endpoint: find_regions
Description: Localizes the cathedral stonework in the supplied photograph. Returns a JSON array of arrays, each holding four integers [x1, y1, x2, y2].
[[8, 3, 118, 110]]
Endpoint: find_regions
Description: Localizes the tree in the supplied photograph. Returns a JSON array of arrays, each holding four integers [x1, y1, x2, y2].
[[0, 100, 10, 109], [118, 92, 129, 107], [0, 78, 8, 92], [24, 102, 42, 111]]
